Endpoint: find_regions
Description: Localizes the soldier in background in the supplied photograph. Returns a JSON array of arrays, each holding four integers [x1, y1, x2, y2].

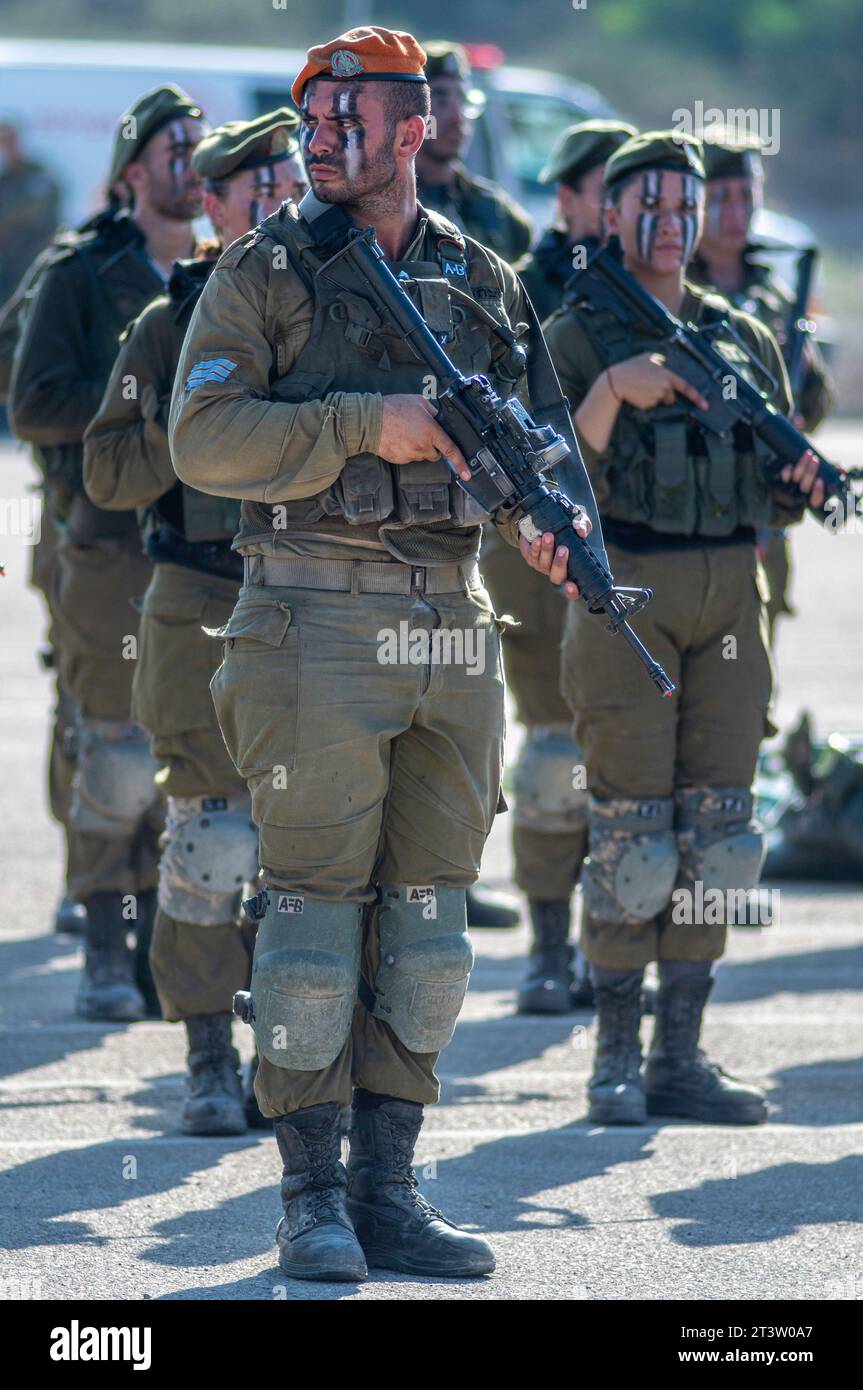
[[84, 110, 305, 1133], [543, 132, 824, 1127], [0, 120, 60, 312], [482, 121, 637, 1015], [416, 41, 533, 264], [689, 130, 834, 635], [516, 119, 635, 323], [9, 85, 206, 1021]]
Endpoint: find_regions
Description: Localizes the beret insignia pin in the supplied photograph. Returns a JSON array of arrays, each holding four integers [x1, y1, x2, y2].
[[330, 50, 364, 77]]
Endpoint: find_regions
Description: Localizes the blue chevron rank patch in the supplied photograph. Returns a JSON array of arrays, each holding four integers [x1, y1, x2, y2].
[[184, 357, 238, 392]]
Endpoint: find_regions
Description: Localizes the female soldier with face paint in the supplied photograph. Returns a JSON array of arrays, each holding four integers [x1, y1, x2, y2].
[[533, 132, 824, 1127]]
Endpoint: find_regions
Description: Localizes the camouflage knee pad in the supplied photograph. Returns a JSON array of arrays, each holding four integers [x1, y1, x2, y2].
[[582, 795, 678, 924], [245, 890, 363, 1071], [70, 717, 160, 837], [511, 724, 588, 835], [675, 786, 764, 893], [372, 885, 473, 1052], [158, 794, 259, 926]]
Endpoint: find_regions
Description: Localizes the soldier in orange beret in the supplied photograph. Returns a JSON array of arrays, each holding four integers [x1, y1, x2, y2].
[[170, 24, 589, 1283]]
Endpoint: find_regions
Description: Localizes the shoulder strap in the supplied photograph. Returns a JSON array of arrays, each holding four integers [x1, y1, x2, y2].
[[520, 285, 608, 568]]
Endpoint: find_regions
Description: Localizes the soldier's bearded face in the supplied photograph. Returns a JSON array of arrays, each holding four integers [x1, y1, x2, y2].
[[608, 169, 704, 273], [300, 82, 401, 202], [136, 118, 205, 220]]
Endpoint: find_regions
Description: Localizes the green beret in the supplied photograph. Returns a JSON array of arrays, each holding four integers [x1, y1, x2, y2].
[[701, 128, 764, 181], [422, 40, 472, 83], [604, 130, 705, 188], [538, 119, 637, 186], [108, 83, 204, 187], [192, 108, 301, 181]]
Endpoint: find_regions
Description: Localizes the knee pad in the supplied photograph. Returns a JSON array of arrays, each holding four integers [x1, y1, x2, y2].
[[246, 890, 362, 1071], [158, 794, 259, 926], [511, 724, 589, 834], [582, 796, 678, 924], [675, 786, 764, 893], [372, 885, 473, 1053], [70, 718, 160, 836]]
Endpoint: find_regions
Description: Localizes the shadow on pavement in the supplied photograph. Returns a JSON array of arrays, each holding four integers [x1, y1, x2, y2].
[[766, 1055, 863, 1126], [652, 1154, 863, 1246], [714, 941, 863, 1004]]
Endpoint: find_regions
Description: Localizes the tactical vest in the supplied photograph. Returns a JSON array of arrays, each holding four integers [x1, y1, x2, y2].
[[244, 206, 524, 560], [141, 257, 241, 559], [573, 291, 775, 537]]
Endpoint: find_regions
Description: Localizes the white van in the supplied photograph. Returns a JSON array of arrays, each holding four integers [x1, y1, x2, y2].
[[0, 37, 615, 230]]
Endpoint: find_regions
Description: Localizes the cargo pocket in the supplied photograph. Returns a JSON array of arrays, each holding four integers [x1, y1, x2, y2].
[[132, 583, 213, 736], [209, 598, 300, 780]]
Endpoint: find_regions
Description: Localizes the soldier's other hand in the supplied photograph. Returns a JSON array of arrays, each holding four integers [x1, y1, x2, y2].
[[519, 511, 592, 601], [613, 352, 709, 413], [378, 394, 469, 477], [781, 449, 825, 509]]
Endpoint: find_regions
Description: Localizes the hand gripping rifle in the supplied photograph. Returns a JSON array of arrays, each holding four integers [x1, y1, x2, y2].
[[297, 191, 674, 696], [566, 240, 861, 527]]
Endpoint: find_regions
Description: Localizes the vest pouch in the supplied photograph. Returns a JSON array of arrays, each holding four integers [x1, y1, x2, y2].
[[737, 428, 775, 529], [328, 293, 387, 359], [335, 453, 395, 524], [182, 487, 242, 543], [394, 458, 452, 524], [450, 477, 492, 526], [700, 432, 740, 536], [650, 418, 698, 533]]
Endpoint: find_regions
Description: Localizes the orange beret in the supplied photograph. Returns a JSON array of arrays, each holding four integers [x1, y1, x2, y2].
[[291, 26, 428, 108]]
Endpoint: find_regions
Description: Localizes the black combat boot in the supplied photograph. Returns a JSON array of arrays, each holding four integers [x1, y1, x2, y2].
[[644, 976, 767, 1124], [274, 1102, 367, 1282], [54, 894, 86, 935], [346, 1093, 495, 1277], [517, 899, 574, 1014], [182, 1013, 246, 1136], [466, 883, 520, 928], [132, 888, 161, 1018], [242, 1046, 272, 1130], [587, 973, 646, 1124], [75, 892, 146, 1022]]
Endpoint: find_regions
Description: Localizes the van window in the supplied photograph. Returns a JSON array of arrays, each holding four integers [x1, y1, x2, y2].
[[499, 93, 592, 190], [252, 87, 297, 117]]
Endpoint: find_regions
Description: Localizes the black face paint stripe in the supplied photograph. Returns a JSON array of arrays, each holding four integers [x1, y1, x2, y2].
[[636, 211, 660, 263], [678, 212, 699, 263]]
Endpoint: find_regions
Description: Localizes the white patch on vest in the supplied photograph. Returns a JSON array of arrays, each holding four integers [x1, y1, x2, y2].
[[276, 894, 304, 914]]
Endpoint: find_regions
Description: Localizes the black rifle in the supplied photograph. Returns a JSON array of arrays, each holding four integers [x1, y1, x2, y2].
[[567, 241, 859, 527], [784, 246, 817, 405], [296, 192, 674, 696]]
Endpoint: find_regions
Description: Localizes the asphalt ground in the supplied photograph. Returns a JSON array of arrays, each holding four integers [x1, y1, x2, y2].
[[0, 425, 861, 1306]]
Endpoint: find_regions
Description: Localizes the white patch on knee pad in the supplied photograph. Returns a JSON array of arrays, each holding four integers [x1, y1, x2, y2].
[[158, 794, 258, 925], [70, 718, 159, 836], [249, 892, 363, 1069], [373, 884, 472, 1051], [512, 725, 588, 834]]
